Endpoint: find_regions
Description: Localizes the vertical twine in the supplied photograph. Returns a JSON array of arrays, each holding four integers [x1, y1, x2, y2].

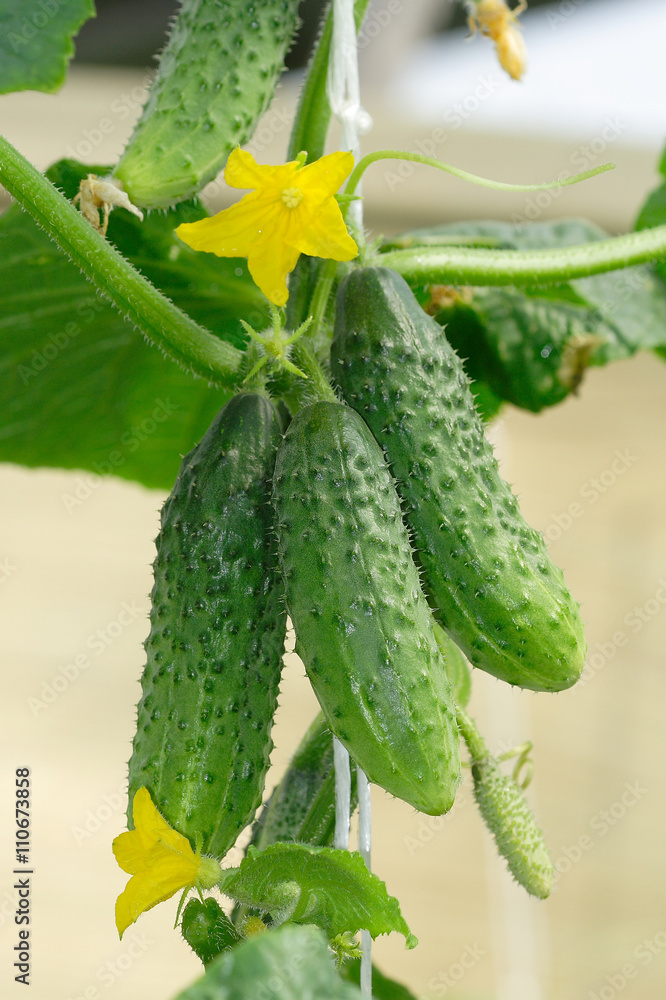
[[328, 3, 373, 992]]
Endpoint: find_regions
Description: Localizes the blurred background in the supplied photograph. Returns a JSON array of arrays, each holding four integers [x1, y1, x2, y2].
[[1, 2, 665, 999]]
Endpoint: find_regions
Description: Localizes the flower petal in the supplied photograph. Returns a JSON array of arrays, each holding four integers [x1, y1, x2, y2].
[[132, 786, 195, 857], [224, 148, 301, 191], [176, 194, 284, 259], [223, 147, 269, 190], [291, 197, 358, 262], [298, 151, 355, 201], [247, 238, 301, 307], [115, 859, 196, 937]]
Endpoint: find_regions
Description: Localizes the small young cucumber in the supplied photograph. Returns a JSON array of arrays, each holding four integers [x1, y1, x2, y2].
[[128, 393, 286, 858], [114, 0, 301, 208], [457, 710, 554, 899], [250, 714, 358, 851], [272, 401, 461, 816], [331, 266, 586, 692]]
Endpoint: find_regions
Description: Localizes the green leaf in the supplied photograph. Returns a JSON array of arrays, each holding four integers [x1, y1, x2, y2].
[[0, 159, 268, 489], [0, 0, 95, 95], [181, 899, 242, 968], [249, 715, 357, 853], [341, 959, 418, 1000], [406, 219, 666, 412], [173, 924, 363, 1000], [221, 843, 416, 948]]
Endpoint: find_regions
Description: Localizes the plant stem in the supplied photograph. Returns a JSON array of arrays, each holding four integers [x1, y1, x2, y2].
[[0, 134, 244, 387], [291, 343, 337, 404], [380, 227, 666, 286], [345, 149, 613, 200]]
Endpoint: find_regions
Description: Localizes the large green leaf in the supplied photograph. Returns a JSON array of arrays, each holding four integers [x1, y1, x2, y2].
[[221, 843, 417, 948], [0, 0, 95, 94], [173, 924, 363, 1000], [398, 219, 666, 412], [0, 159, 267, 489]]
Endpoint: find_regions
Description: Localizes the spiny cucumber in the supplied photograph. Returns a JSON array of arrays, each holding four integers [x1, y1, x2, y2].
[[457, 710, 554, 899], [332, 266, 586, 692], [114, 0, 301, 208], [128, 393, 286, 858], [182, 897, 241, 967], [272, 401, 461, 816]]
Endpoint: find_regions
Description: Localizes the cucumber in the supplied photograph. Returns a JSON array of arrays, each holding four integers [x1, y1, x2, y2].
[[250, 714, 358, 851], [128, 393, 286, 857], [457, 710, 554, 899], [272, 401, 461, 816], [114, 0, 301, 209], [331, 266, 586, 692], [182, 897, 241, 967]]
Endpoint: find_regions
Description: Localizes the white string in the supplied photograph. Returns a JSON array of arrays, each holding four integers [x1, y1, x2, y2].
[[327, 0, 372, 232], [357, 767, 373, 995], [333, 737, 351, 849], [328, 2, 373, 992]]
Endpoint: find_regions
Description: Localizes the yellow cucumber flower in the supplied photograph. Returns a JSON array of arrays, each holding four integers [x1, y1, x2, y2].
[[175, 148, 358, 306], [112, 787, 222, 938]]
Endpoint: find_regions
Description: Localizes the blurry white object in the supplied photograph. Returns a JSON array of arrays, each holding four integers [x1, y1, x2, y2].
[[390, 0, 666, 149]]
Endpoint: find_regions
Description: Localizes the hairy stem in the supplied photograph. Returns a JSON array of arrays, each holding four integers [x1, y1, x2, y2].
[[0, 135, 244, 386], [380, 227, 666, 286]]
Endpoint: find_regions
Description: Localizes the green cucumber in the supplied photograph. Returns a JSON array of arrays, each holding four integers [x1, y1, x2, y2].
[[272, 401, 461, 816], [114, 0, 301, 208], [128, 393, 286, 857], [457, 710, 554, 899], [182, 897, 242, 967], [250, 714, 358, 851], [331, 266, 586, 692]]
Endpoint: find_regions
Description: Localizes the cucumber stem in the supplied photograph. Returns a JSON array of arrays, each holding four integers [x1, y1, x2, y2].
[[291, 343, 338, 404], [380, 227, 666, 287], [455, 707, 489, 763], [0, 134, 244, 387]]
